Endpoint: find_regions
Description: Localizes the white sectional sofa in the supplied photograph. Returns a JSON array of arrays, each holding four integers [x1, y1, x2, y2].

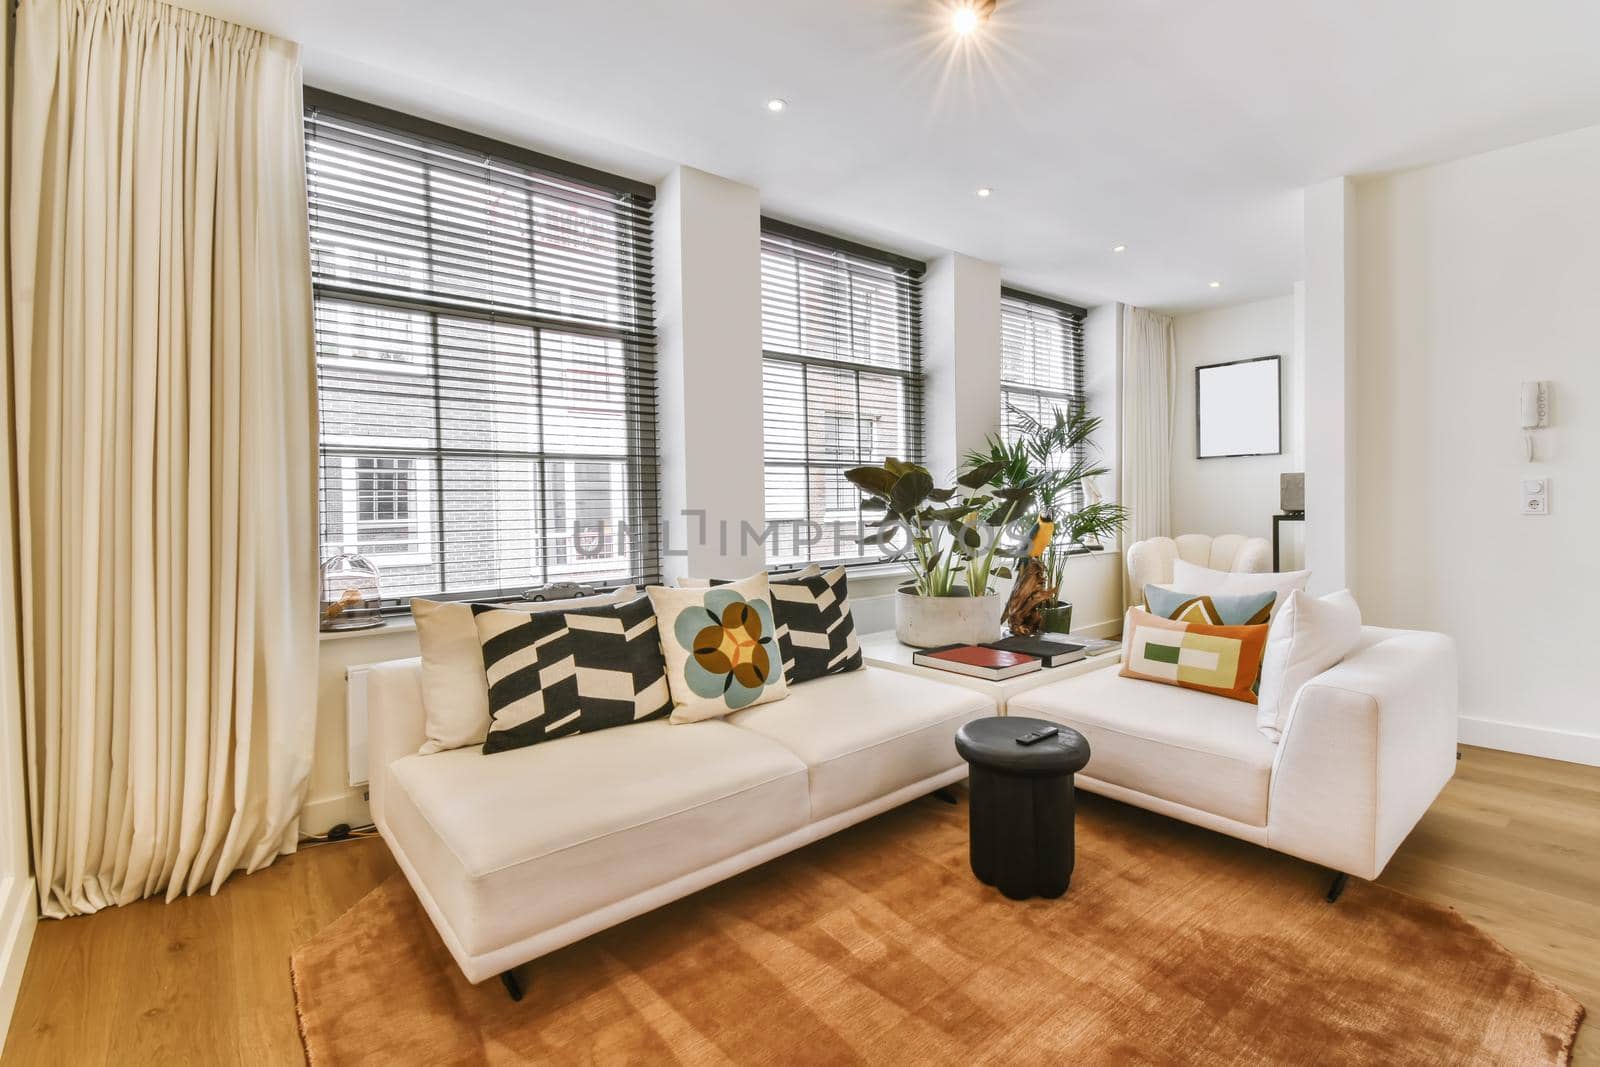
[[1009, 625, 1459, 883], [361, 620, 1457, 990], [364, 661, 993, 986]]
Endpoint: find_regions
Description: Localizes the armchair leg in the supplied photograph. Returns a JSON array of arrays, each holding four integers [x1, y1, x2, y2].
[[932, 787, 959, 805], [500, 969, 524, 1002], [1325, 872, 1349, 904]]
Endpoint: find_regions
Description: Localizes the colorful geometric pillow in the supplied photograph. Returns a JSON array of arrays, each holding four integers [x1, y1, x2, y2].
[[1143, 584, 1275, 627], [646, 573, 789, 723], [1119, 607, 1270, 705]]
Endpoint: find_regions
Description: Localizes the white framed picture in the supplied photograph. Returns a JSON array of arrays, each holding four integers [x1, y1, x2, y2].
[[1196, 355, 1281, 458]]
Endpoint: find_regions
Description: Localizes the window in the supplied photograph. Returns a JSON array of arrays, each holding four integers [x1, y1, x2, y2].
[[1000, 287, 1088, 509], [760, 221, 924, 568], [305, 91, 660, 603]]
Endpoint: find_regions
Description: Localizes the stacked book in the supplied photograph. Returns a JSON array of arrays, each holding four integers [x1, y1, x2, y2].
[[912, 635, 1093, 681]]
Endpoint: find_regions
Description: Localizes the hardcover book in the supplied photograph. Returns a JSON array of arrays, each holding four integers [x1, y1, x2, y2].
[[911, 644, 1042, 681], [982, 635, 1088, 668]]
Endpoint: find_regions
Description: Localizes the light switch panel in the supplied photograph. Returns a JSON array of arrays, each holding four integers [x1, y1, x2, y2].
[[1522, 478, 1548, 515]]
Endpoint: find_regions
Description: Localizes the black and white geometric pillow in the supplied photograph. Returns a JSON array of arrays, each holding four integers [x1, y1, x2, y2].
[[711, 566, 861, 685], [472, 595, 672, 754]]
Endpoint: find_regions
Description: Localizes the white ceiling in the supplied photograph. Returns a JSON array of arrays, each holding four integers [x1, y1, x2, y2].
[[181, 0, 1600, 313]]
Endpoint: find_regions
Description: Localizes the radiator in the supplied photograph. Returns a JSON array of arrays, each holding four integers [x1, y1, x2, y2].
[[345, 665, 373, 788]]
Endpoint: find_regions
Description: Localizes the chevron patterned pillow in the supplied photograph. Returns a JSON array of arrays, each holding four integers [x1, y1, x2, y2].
[[471, 595, 671, 754], [767, 566, 863, 685], [705, 566, 863, 685]]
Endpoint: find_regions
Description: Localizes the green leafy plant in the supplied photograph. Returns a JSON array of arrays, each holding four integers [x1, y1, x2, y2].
[[964, 404, 1129, 598], [843, 457, 1033, 597]]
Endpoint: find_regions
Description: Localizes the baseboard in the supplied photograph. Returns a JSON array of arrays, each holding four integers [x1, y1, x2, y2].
[[300, 790, 373, 838], [0, 875, 37, 1056], [1458, 716, 1600, 768]]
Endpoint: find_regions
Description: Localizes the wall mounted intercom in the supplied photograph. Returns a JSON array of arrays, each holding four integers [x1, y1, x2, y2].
[[1520, 381, 1549, 461]]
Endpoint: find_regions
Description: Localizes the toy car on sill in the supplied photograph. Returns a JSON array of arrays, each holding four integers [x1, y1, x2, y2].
[[521, 582, 599, 602]]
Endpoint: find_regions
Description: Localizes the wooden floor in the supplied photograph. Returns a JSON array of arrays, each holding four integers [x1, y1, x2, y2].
[[2, 745, 1595, 1065]]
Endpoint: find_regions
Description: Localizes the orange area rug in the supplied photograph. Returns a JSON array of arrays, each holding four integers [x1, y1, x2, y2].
[[291, 790, 1583, 1065]]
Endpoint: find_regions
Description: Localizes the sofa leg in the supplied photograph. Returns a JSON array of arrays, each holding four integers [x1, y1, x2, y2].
[[932, 787, 959, 805], [1325, 872, 1349, 904], [500, 969, 524, 1002]]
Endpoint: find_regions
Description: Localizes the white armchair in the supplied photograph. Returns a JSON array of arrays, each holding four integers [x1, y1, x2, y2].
[[1127, 533, 1273, 594]]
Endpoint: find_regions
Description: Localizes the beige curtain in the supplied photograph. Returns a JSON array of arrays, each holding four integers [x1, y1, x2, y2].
[[9, 0, 317, 916], [1120, 306, 1176, 595]]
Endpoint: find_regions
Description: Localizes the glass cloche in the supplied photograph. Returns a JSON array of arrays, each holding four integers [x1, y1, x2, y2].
[[320, 551, 384, 632]]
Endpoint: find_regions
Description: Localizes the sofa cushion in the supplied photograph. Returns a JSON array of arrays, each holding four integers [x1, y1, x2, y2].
[[1120, 608, 1270, 705], [726, 666, 993, 820], [1143, 584, 1275, 626], [1256, 589, 1364, 741], [1168, 560, 1310, 620], [410, 586, 637, 754], [384, 720, 809, 956], [707, 567, 863, 686], [470, 595, 671, 754], [1009, 665, 1276, 826], [647, 574, 789, 723]]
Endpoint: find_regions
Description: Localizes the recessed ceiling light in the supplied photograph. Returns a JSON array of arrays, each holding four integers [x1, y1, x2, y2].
[[766, 98, 787, 113], [976, 187, 993, 198], [1208, 281, 1222, 288], [1112, 244, 1127, 253]]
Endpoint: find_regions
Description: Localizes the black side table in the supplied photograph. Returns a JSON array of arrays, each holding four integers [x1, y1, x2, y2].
[[954, 716, 1091, 900]]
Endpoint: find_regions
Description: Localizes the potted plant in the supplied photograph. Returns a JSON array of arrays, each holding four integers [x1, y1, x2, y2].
[[965, 405, 1128, 635], [842, 457, 1033, 647]]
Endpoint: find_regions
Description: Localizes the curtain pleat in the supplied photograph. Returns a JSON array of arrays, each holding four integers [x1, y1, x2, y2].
[[1119, 305, 1176, 601], [9, 0, 317, 917]]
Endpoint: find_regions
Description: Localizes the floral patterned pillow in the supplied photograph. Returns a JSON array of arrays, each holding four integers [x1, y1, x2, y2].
[[646, 574, 789, 723]]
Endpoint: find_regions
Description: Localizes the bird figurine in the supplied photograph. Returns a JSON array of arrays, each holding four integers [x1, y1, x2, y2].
[[1025, 517, 1055, 559]]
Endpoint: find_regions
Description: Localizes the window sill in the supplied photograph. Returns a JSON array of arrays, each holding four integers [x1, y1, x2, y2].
[[319, 616, 417, 643]]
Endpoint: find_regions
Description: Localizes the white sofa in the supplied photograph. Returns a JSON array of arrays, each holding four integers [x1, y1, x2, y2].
[[364, 661, 993, 986], [1126, 533, 1272, 594], [362, 618, 1456, 988], [1008, 625, 1458, 883]]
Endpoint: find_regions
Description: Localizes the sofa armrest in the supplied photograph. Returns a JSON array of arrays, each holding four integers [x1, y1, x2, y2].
[[1266, 628, 1458, 879], [360, 656, 427, 826]]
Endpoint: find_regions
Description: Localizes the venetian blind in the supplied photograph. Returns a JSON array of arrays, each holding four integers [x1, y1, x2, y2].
[[1000, 287, 1088, 508], [304, 90, 660, 602], [760, 221, 925, 568]]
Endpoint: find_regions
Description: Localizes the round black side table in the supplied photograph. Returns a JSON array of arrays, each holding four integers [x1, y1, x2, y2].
[[954, 716, 1091, 900]]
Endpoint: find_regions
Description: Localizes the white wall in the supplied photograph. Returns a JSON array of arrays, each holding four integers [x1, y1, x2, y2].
[[1171, 294, 1301, 546], [1353, 122, 1600, 765], [1303, 177, 1357, 593], [655, 167, 765, 581], [922, 253, 1002, 482]]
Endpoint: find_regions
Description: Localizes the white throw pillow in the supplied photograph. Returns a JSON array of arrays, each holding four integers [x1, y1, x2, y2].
[[1168, 559, 1311, 619], [1255, 589, 1363, 741], [411, 587, 636, 754]]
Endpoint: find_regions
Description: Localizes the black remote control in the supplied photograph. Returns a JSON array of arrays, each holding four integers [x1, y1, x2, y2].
[[1015, 726, 1059, 746]]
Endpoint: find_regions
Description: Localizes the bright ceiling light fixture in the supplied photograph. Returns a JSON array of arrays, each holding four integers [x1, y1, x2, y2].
[[1112, 244, 1127, 253], [950, 0, 996, 36], [766, 98, 787, 113], [976, 187, 993, 198], [1209, 280, 1222, 288]]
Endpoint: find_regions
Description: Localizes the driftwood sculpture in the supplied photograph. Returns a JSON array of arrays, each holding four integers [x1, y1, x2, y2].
[[1002, 557, 1059, 636]]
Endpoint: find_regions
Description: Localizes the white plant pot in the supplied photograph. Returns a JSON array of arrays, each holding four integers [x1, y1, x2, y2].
[[894, 585, 1005, 647]]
